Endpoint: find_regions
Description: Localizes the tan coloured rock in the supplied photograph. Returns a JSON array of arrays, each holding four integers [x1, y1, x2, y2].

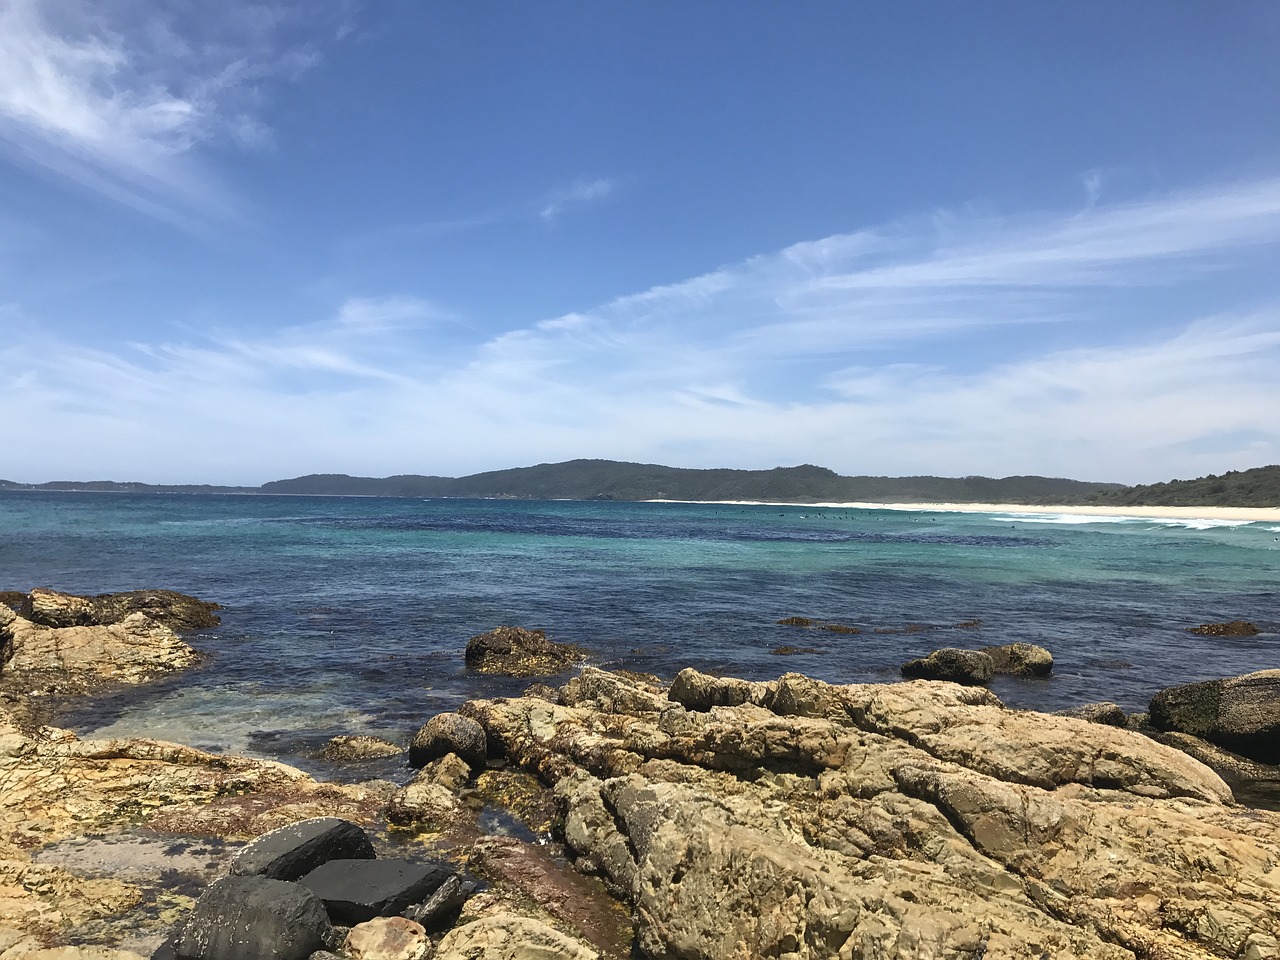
[[461, 667, 1280, 960], [2, 611, 200, 689], [434, 913, 599, 960], [0, 706, 387, 947], [345, 916, 428, 960], [20, 949, 149, 960]]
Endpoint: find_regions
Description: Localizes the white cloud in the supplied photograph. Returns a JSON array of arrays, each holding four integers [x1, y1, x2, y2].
[[0, 0, 333, 222], [2, 177, 1279, 484], [538, 177, 616, 221]]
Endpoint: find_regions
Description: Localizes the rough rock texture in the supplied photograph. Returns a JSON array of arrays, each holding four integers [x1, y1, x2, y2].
[[1150, 669, 1280, 764], [464, 626, 586, 678], [459, 666, 1280, 960], [0, 605, 200, 696], [344, 916, 428, 960], [172, 875, 332, 960], [229, 817, 375, 881], [981, 642, 1053, 677], [318, 735, 403, 762], [409, 713, 487, 769], [668, 667, 768, 712], [18, 588, 221, 632], [434, 914, 599, 960], [1188, 620, 1260, 637], [0, 707, 388, 950], [900, 647, 994, 685], [1149, 729, 1280, 810], [1055, 701, 1128, 727]]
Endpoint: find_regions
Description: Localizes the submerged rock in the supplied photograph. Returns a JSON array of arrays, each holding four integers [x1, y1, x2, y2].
[[464, 626, 587, 677], [458, 666, 1280, 959], [1150, 669, 1280, 764], [319, 735, 404, 762], [1188, 619, 1260, 637], [900, 647, 994, 684]]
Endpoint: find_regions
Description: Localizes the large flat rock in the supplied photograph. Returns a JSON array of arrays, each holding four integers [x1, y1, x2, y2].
[[230, 817, 375, 881], [299, 859, 455, 925]]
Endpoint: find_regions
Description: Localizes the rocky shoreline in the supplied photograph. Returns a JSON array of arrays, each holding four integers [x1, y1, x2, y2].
[[2, 589, 1280, 958]]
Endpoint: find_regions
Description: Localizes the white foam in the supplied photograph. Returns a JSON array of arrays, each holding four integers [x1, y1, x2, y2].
[[991, 513, 1258, 530]]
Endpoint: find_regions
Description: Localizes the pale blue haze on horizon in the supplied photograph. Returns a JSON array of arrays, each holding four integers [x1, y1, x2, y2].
[[1, 0, 1278, 485]]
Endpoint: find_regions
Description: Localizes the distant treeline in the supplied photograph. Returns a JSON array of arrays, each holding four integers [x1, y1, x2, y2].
[[3, 460, 1278, 506]]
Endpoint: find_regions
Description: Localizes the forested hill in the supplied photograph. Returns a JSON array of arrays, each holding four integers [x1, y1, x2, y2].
[[1078, 465, 1280, 508], [258, 459, 1126, 504], [5, 461, 1278, 506]]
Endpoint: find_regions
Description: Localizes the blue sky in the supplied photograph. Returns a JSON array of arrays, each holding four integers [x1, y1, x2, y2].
[[2, 1, 1279, 485]]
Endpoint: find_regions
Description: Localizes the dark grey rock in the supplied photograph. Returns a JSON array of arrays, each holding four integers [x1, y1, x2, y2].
[[900, 648, 994, 685], [299, 858, 455, 925], [1150, 669, 1280, 764], [230, 817, 375, 882], [981, 642, 1053, 677], [401, 874, 478, 931], [308, 953, 346, 960], [409, 712, 487, 769], [1055, 702, 1128, 727], [173, 875, 332, 960]]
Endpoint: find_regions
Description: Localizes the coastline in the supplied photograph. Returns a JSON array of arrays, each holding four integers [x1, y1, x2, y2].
[[648, 498, 1280, 523]]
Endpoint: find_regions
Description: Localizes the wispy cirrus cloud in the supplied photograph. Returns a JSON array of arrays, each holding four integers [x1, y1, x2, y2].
[[2, 177, 1279, 483], [0, 0, 336, 223], [538, 177, 615, 222]]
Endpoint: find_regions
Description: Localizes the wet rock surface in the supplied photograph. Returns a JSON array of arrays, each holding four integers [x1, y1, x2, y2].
[[461, 666, 1280, 959], [172, 875, 333, 960], [1150, 668, 1280, 763], [899, 647, 994, 684], [298, 858, 455, 925], [1055, 700, 1128, 726], [319, 736, 404, 763], [1188, 619, 1261, 637], [464, 626, 587, 678]]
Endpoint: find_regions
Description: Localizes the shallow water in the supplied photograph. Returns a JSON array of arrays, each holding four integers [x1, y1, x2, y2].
[[2, 492, 1277, 773]]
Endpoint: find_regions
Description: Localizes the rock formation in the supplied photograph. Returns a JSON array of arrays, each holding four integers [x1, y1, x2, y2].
[[460, 667, 1280, 959], [1150, 668, 1280, 764], [464, 626, 587, 677]]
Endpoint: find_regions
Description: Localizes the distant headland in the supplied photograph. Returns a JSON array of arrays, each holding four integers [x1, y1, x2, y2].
[[2, 459, 1279, 508]]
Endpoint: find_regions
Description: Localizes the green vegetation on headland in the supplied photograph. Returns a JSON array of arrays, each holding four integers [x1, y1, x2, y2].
[[2, 460, 1278, 506]]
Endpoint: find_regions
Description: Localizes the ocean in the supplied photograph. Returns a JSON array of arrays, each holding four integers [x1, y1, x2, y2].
[[2, 492, 1277, 778]]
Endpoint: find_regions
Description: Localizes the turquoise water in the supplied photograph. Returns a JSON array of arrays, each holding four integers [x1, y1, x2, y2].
[[2, 493, 1277, 773]]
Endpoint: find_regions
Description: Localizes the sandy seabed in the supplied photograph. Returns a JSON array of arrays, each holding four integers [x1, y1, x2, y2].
[[649, 499, 1280, 523]]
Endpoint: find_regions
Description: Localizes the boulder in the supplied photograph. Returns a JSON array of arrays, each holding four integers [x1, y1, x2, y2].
[[344, 917, 428, 960], [900, 648, 994, 684], [464, 626, 586, 677], [299, 858, 455, 925], [319, 735, 404, 762], [230, 817, 375, 881], [668, 667, 769, 711], [386, 766, 466, 826], [409, 713, 486, 769], [1150, 669, 1280, 763], [434, 914, 599, 960], [980, 642, 1053, 677], [173, 875, 333, 960], [1054, 701, 1127, 726]]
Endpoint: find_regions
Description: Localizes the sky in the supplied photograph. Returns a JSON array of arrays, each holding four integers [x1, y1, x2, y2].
[[1, 1, 1279, 486]]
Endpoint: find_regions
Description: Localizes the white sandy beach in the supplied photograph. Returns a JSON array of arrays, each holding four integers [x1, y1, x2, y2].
[[649, 499, 1280, 523]]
